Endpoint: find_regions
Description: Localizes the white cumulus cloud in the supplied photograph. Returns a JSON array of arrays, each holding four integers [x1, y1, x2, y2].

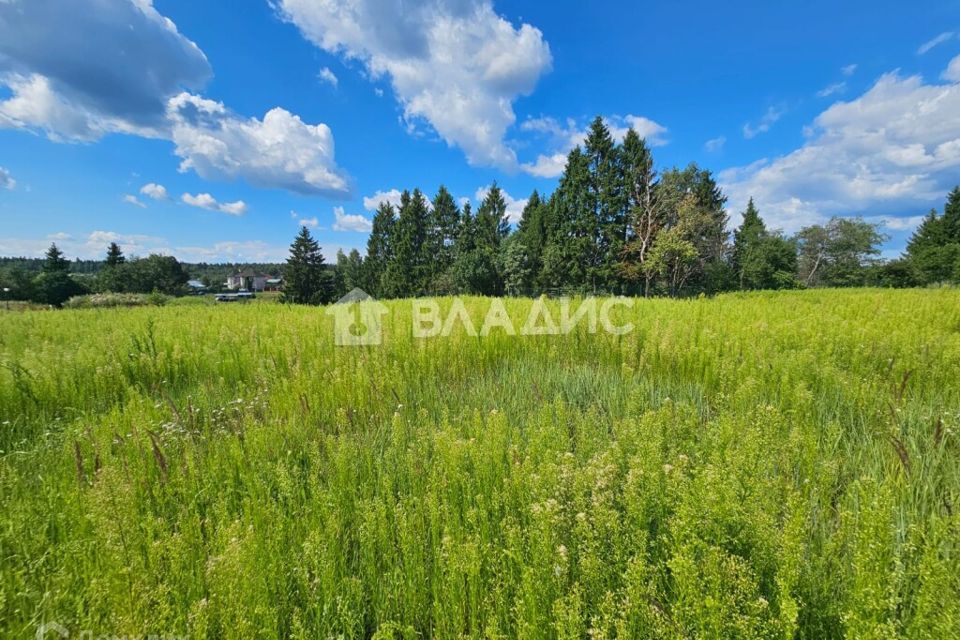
[[944, 54, 960, 83], [363, 188, 404, 211], [167, 92, 350, 197], [0, 0, 350, 199], [275, 0, 552, 171], [332, 206, 373, 232], [0, 0, 210, 141], [721, 63, 960, 233], [140, 182, 169, 200], [181, 192, 248, 216]]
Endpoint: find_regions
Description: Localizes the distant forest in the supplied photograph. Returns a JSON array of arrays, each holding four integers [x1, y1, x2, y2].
[[0, 258, 285, 285], [3, 117, 960, 306]]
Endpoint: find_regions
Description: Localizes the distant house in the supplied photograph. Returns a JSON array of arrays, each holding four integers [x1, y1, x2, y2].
[[264, 277, 283, 292], [225, 270, 278, 292], [186, 279, 207, 293]]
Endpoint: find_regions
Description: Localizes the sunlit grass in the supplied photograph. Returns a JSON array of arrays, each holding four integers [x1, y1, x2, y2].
[[1, 289, 958, 638]]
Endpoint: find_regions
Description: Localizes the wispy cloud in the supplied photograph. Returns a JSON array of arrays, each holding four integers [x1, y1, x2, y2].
[[317, 66, 338, 88], [918, 32, 955, 55], [123, 194, 146, 208], [817, 82, 847, 98], [0, 166, 15, 190], [704, 136, 726, 152], [743, 106, 785, 139], [841, 64, 858, 77]]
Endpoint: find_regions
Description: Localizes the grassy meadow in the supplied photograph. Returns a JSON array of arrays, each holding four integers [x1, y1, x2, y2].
[[1, 289, 959, 638]]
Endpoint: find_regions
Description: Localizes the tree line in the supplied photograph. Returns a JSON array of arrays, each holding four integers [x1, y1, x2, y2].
[[4, 116, 959, 306], [0, 244, 192, 306], [287, 116, 958, 304]]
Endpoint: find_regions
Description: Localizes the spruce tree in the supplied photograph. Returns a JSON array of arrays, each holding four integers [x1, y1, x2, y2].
[[476, 183, 509, 250], [904, 188, 960, 284], [541, 146, 593, 291], [942, 186, 960, 243], [383, 189, 430, 297], [282, 226, 327, 304], [516, 190, 548, 289], [364, 201, 396, 296], [429, 185, 460, 280], [731, 199, 797, 290], [43, 243, 70, 273], [34, 244, 85, 306], [451, 200, 498, 295], [732, 198, 766, 289], [105, 242, 125, 267], [583, 116, 625, 291]]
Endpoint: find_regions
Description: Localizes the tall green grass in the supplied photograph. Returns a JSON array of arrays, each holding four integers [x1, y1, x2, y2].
[[1, 289, 958, 638]]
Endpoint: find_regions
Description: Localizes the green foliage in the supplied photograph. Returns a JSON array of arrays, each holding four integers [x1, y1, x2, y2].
[[732, 199, 799, 290], [797, 217, 886, 287], [29, 270, 88, 306], [904, 190, 960, 285], [335, 249, 365, 299], [1, 290, 958, 638]]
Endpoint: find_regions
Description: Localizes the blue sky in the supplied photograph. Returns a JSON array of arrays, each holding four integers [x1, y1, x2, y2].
[[2, 0, 960, 262]]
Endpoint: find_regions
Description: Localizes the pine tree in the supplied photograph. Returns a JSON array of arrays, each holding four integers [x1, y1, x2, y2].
[[105, 242, 125, 267], [282, 226, 328, 304], [364, 201, 396, 296]]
